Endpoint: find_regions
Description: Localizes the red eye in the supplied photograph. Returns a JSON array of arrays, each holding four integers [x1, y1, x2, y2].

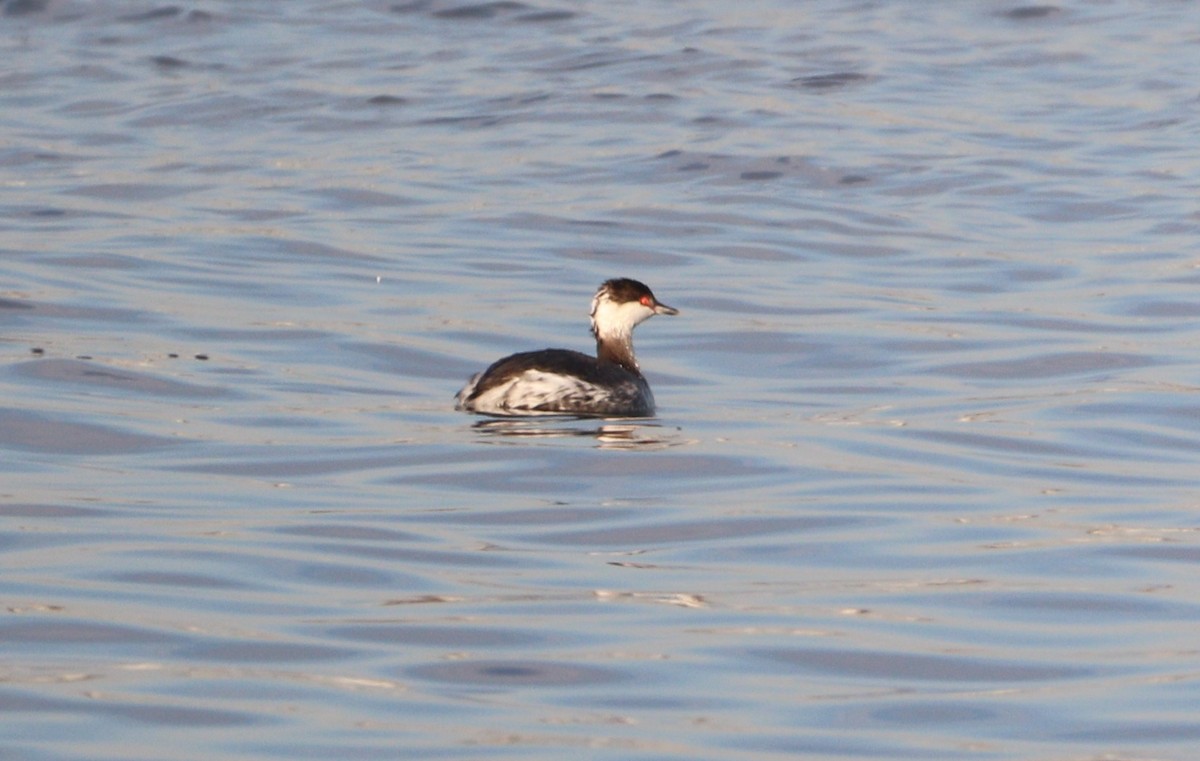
[[640, 295, 652, 306]]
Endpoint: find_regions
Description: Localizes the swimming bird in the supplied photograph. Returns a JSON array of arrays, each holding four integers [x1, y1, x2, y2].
[[455, 278, 677, 416]]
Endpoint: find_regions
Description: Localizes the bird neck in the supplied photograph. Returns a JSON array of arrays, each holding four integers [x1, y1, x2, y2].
[[596, 331, 640, 375]]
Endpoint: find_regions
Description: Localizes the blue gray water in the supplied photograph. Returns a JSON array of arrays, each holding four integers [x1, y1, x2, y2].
[[3, 2, 1199, 759]]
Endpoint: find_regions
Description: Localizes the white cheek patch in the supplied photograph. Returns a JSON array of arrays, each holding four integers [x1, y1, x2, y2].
[[591, 299, 653, 339]]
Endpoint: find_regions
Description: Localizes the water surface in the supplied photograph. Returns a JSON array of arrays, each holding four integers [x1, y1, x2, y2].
[[2, 2, 1199, 759]]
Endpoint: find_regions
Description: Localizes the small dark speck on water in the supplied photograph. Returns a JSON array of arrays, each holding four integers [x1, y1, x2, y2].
[[119, 7, 182, 22], [194, 354, 209, 361], [168, 353, 179, 358], [76, 355, 93, 360], [389, 1, 432, 13], [31, 347, 44, 355], [791, 72, 868, 90], [517, 10, 576, 23], [433, 2, 525, 21], [741, 171, 783, 181], [151, 55, 189, 69], [1002, 5, 1061, 20], [485, 665, 538, 678], [368, 95, 408, 106], [3, 0, 48, 16]]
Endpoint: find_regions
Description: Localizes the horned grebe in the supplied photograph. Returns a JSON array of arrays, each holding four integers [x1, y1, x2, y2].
[[455, 278, 678, 417]]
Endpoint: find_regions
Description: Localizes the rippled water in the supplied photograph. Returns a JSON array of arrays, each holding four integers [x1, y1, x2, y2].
[[3, 2, 1200, 759]]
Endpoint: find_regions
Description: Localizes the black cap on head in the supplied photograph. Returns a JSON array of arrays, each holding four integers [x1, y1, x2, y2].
[[598, 278, 677, 315], [600, 278, 653, 303]]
